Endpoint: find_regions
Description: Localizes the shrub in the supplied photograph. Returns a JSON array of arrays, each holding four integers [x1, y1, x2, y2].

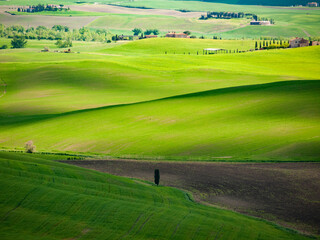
[[55, 39, 72, 48], [25, 140, 36, 153], [0, 44, 8, 49], [11, 36, 27, 48]]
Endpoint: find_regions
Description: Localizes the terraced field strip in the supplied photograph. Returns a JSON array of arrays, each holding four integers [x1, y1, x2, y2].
[[64, 159, 320, 235], [0, 151, 311, 239]]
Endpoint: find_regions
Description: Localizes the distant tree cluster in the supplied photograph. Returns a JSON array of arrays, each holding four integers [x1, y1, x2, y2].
[[17, 4, 70, 13], [144, 29, 160, 35], [131, 28, 160, 36], [200, 11, 274, 24], [254, 39, 290, 50], [0, 24, 111, 43], [201, 11, 247, 19]]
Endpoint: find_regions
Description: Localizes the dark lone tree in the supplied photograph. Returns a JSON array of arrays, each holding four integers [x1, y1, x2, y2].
[[154, 169, 160, 186]]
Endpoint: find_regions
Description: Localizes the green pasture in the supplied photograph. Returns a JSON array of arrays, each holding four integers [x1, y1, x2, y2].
[[7, 10, 108, 16], [0, 38, 319, 160], [87, 13, 249, 34], [0, 38, 111, 51], [0, 0, 119, 5], [1, 0, 320, 37], [102, 38, 257, 54], [0, 151, 313, 239], [1, 80, 319, 161], [111, 0, 320, 38]]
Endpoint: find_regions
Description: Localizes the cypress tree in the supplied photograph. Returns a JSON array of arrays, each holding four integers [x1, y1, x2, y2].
[[154, 169, 160, 186]]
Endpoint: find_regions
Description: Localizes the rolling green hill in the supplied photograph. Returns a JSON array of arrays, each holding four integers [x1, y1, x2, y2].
[[0, 151, 313, 239], [87, 13, 249, 35], [1, 80, 319, 161], [2, 0, 320, 38], [0, 39, 319, 160]]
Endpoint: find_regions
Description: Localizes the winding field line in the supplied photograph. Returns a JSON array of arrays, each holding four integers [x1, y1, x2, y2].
[[0, 78, 7, 98], [302, 28, 311, 37]]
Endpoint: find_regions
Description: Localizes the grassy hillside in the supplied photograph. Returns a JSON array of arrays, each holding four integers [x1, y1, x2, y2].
[[87, 13, 249, 35], [110, 0, 320, 38], [102, 38, 256, 54], [0, 151, 313, 239], [0, 39, 319, 160], [2, 0, 320, 37], [1, 80, 319, 160], [8, 10, 109, 16], [0, 38, 319, 116]]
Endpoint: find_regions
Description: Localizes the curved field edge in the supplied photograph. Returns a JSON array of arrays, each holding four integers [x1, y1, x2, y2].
[[0, 80, 319, 161], [0, 151, 314, 240]]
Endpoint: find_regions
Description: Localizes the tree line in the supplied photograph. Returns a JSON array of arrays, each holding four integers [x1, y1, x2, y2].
[[0, 24, 110, 42], [254, 39, 290, 50], [200, 11, 274, 24], [132, 28, 160, 36], [17, 4, 69, 13]]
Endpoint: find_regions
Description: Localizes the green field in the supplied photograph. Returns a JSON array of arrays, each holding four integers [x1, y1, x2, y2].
[[1, 0, 320, 38], [0, 38, 319, 161], [8, 10, 108, 16], [110, 0, 320, 38], [0, 151, 313, 239], [87, 14, 249, 35], [1, 1, 320, 238]]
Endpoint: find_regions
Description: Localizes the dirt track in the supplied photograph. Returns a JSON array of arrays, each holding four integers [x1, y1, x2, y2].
[[63, 160, 320, 235], [70, 4, 204, 18]]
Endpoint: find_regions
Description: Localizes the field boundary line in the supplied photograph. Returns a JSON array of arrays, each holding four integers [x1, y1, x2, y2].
[[119, 212, 144, 239], [0, 78, 7, 98], [1, 188, 38, 221]]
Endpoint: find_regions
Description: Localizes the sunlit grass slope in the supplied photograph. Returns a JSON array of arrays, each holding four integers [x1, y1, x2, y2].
[[0, 151, 312, 239], [0, 39, 319, 160], [0, 39, 319, 116], [102, 38, 256, 54], [1, 81, 319, 161]]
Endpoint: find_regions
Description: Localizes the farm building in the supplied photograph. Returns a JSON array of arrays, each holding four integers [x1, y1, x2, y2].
[[165, 32, 190, 38], [307, 2, 318, 7], [250, 21, 271, 25], [145, 35, 158, 38], [312, 41, 320, 46], [289, 37, 309, 48]]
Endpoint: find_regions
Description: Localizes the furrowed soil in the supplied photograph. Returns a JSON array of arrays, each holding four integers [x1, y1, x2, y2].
[[62, 160, 320, 235]]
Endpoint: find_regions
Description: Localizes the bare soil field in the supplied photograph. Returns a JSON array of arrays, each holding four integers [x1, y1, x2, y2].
[[63, 160, 320, 235], [70, 4, 204, 18]]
